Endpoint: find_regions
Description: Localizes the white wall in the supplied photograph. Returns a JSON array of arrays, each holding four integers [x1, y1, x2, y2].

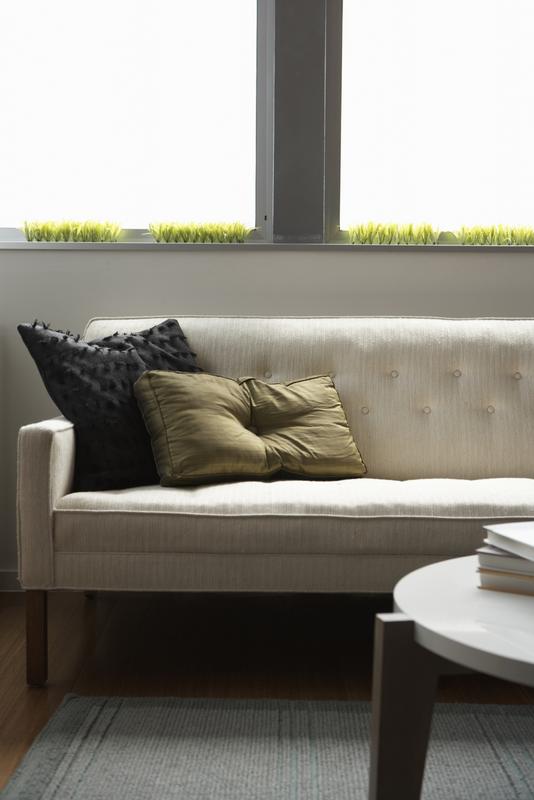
[[1, 247, 534, 575]]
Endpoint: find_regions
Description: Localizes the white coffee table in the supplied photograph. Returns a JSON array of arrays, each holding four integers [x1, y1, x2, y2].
[[368, 555, 534, 800]]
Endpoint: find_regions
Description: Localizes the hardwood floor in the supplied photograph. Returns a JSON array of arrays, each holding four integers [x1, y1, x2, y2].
[[1, 589, 534, 789]]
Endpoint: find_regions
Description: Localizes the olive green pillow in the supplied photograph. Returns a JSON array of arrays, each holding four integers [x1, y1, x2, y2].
[[134, 371, 367, 486]]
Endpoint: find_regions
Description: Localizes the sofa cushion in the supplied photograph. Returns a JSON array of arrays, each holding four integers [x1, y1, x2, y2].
[[18, 319, 200, 491], [53, 477, 534, 558], [90, 318, 201, 374], [134, 371, 366, 485], [84, 316, 534, 482], [243, 375, 367, 478]]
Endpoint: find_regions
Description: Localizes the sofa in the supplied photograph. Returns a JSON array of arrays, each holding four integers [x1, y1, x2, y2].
[[17, 316, 534, 684]]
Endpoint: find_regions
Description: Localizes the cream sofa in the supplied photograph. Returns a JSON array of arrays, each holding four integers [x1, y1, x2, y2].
[[17, 316, 534, 684]]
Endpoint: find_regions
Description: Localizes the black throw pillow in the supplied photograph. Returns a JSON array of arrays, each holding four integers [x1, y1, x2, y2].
[[89, 319, 200, 374], [18, 319, 202, 491]]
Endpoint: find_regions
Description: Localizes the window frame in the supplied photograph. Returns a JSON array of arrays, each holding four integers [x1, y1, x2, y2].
[[1, 0, 532, 250]]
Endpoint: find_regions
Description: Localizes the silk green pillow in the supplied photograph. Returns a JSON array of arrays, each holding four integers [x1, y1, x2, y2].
[[134, 371, 366, 486]]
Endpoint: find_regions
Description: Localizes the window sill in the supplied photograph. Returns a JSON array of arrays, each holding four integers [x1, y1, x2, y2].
[[1, 240, 534, 252]]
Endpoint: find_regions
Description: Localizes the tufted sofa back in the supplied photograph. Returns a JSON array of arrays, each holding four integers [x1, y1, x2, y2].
[[84, 316, 534, 481]]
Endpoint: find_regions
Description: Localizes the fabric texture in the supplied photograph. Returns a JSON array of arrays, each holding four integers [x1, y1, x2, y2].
[[50, 552, 448, 593], [18, 319, 200, 490], [86, 315, 534, 480], [49, 476, 534, 592], [134, 371, 366, 485], [17, 417, 75, 588], [4, 696, 534, 799], [54, 477, 534, 556], [89, 318, 200, 373], [243, 375, 366, 478]]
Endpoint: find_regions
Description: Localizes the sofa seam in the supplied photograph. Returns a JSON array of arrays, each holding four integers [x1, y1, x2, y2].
[[85, 315, 534, 327], [52, 509, 534, 521], [54, 551, 465, 558]]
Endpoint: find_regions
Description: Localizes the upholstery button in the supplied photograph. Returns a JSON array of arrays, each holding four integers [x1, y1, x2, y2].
[[514, 371, 522, 380], [361, 406, 369, 415], [487, 405, 495, 414], [453, 369, 462, 377], [423, 406, 431, 414], [264, 371, 272, 379], [390, 370, 399, 378]]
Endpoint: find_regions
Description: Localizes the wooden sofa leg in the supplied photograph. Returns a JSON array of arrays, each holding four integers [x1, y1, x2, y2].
[[26, 590, 48, 687]]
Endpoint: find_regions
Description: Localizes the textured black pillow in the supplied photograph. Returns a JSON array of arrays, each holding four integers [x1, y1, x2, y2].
[[18, 319, 201, 491], [89, 319, 200, 374]]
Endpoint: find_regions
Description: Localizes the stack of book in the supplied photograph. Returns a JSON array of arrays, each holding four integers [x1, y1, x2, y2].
[[478, 521, 534, 596]]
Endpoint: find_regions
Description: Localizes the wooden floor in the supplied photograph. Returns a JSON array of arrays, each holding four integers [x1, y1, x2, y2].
[[1, 590, 534, 789]]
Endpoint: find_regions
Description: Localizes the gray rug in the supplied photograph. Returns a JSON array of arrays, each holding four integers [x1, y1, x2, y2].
[[2, 697, 534, 799]]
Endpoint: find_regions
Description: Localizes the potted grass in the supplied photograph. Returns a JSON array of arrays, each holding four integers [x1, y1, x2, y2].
[[148, 222, 252, 244], [347, 222, 534, 246], [347, 222, 439, 245], [455, 225, 534, 246], [23, 221, 123, 243]]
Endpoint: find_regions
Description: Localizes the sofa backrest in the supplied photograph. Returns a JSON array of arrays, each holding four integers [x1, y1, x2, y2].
[[84, 316, 534, 481]]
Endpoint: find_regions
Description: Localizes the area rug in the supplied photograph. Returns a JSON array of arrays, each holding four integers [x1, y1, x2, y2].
[[2, 697, 534, 799]]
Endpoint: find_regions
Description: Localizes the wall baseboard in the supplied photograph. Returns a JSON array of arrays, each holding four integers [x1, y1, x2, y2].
[[0, 571, 21, 591]]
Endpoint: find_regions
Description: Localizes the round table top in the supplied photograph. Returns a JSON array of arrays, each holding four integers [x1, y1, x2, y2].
[[394, 555, 534, 687]]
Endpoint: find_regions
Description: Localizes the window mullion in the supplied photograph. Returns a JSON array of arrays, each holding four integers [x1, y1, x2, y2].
[[270, 0, 343, 243]]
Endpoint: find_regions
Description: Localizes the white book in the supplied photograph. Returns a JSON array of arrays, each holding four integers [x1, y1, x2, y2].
[[477, 544, 534, 575], [483, 521, 534, 563]]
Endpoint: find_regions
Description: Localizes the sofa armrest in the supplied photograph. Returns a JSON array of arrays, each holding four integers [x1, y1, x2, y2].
[[17, 417, 75, 588]]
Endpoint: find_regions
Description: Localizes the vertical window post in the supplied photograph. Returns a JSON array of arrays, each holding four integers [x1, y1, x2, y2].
[[262, 0, 342, 243], [256, 0, 276, 241]]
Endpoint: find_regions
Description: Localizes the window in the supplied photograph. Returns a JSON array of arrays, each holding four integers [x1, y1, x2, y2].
[[0, 0, 256, 228], [340, 0, 534, 231]]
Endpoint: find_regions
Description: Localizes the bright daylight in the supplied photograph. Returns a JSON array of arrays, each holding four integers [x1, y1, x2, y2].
[[341, 0, 534, 231], [0, 0, 256, 228]]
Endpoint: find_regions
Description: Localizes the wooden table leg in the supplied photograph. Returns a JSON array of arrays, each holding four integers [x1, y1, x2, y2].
[[26, 590, 48, 687], [369, 613, 443, 800]]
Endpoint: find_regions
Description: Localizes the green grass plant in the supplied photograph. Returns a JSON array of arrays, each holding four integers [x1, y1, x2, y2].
[[348, 222, 396, 244], [23, 219, 534, 246], [397, 223, 438, 245], [149, 222, 251, 244], [456, 225, 534, 246], [348, 222, 438, 245], [23, 221, 122, 242]]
